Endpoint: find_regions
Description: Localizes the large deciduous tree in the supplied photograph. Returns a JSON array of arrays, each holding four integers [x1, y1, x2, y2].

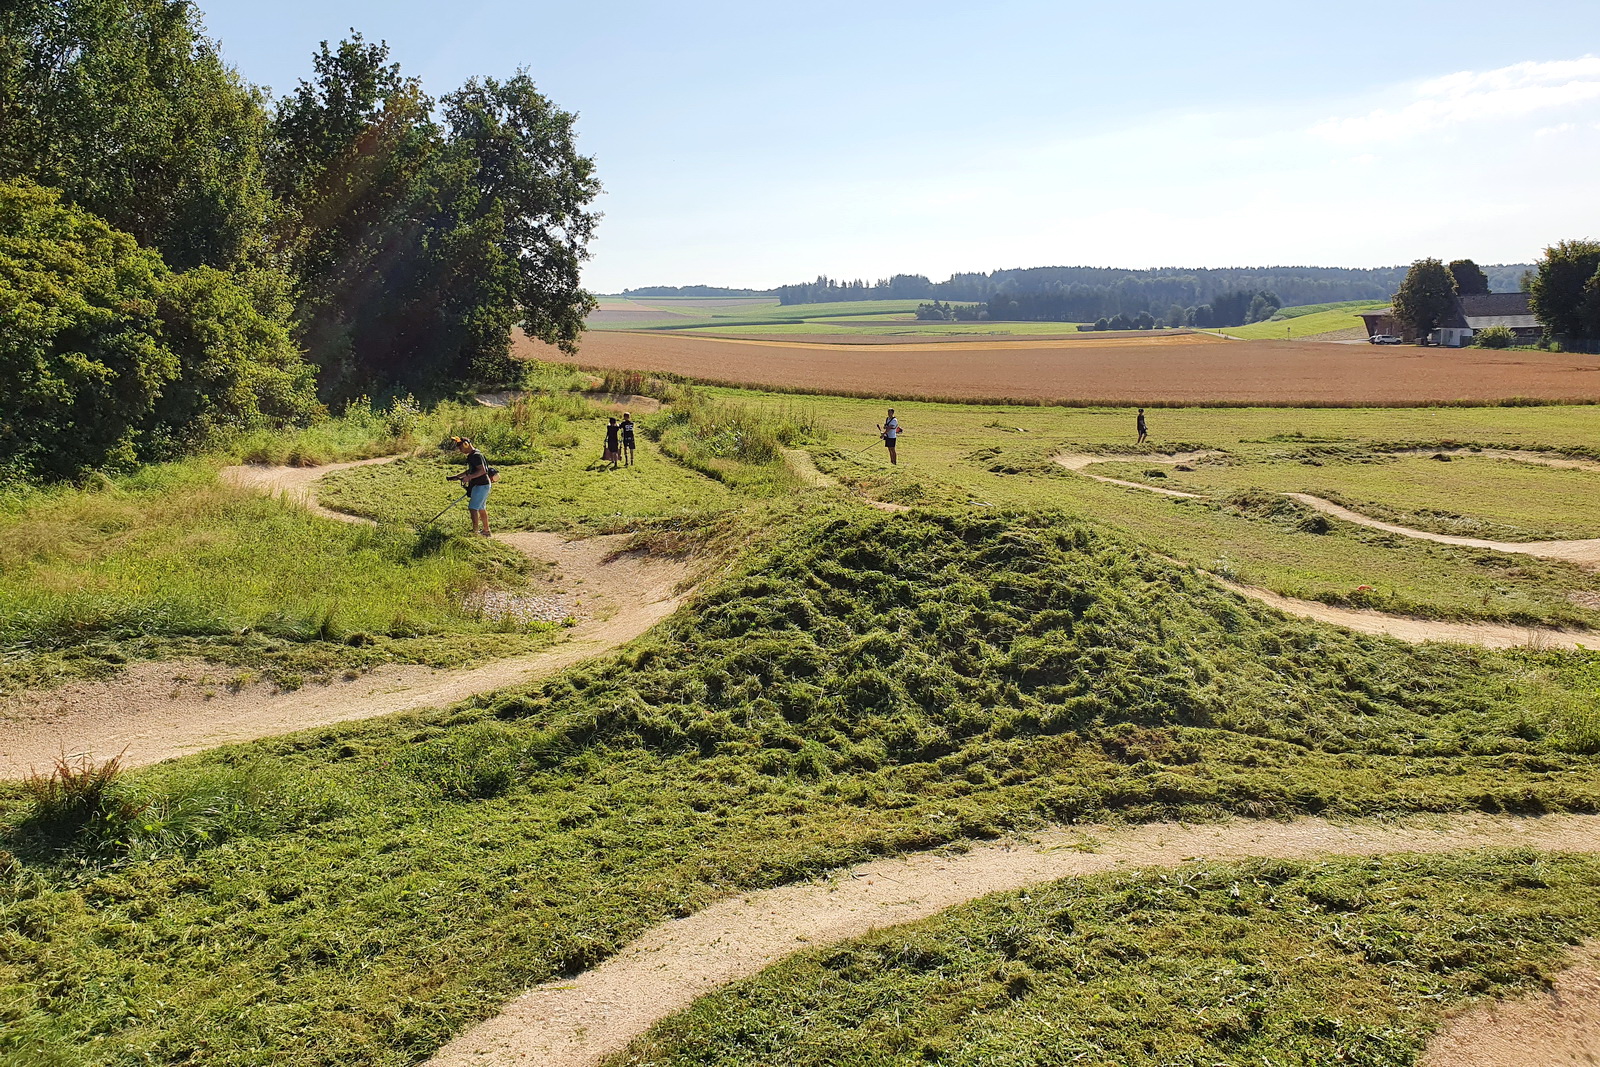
[[0, 0, 274, 270], [268, 40, 600, 404], [1529, 239, 1600, 345], [1447, 259, 1490, 295], [1392, 259, 1456, 343]]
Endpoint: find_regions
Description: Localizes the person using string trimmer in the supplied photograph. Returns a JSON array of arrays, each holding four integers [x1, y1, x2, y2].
[[877, 407, 904, 465], [448, 436, 495, 537]]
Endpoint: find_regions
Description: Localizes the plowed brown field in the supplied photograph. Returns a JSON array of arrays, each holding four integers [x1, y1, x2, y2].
[[516, 330, 1600, 405]]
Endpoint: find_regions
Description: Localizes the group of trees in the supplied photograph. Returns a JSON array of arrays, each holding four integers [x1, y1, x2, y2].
[[781, 263, 1532, 318], [0, 0, 599, 477], [914, 288, 1282, 329], [1529, 241, 1600, 349]]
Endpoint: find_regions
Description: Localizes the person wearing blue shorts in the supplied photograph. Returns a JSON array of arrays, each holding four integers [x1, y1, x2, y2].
[[451, 436, 493, 537]]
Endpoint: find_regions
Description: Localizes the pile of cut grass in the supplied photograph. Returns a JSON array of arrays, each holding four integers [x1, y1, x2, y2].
[[3, 507, 1598, 1065], [615, 850, 1600, 1067]]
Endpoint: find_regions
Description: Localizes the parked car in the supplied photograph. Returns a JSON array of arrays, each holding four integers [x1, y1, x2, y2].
[[1368, 334, 1403, 345]]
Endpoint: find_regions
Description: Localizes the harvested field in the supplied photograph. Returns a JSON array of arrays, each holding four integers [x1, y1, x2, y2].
[[517, 330, 1600, 405]]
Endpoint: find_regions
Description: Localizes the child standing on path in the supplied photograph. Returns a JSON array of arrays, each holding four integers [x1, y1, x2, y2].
[[1136, 408, 1148, 444], [621, 413, 636, 467], [878, 408, 904, 465], [603, 417, 621, 470]]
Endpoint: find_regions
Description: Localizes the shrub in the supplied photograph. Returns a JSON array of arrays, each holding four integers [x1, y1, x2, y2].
[[1472, 325, 1515, 349], [0, 182, 320, 479]]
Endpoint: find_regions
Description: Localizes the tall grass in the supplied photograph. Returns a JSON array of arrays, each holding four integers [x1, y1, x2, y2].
[[648, 390, 823, 494], [0, 460, 537, 651]]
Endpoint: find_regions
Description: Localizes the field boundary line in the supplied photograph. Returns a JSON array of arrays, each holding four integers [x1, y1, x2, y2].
[[426, 814, 1600, 1067]]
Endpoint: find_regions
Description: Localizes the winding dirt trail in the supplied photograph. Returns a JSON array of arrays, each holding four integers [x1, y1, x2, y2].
[[1287, 493, 1600, 568], [427, 814, 1600, 1067], [1, 465, 697, 777], [1051, 453, 1599, 649]]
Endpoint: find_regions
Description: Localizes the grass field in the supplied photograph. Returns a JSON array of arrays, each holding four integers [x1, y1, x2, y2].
[[1216, 301, 1385, 339], [5, 506, 1600, 1065], [1090, 450, 1600, 541], [0, 460, 561, 694], [616, 850, 1600, 1067], [736, 391, 1600, 628], [8, 372, 1600, 1066], [592, 297, 1385, 342], [588, 297, 1096, 338]]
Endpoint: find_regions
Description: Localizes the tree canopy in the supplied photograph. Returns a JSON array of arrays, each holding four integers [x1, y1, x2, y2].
[[1529, 240, 1600, 345], [266, 39, 600, 403], [1392, 259, 1457, 342], [0, 0, 274, 271], [1, 5, 602, 476], [1447, 259, 1490, 295]]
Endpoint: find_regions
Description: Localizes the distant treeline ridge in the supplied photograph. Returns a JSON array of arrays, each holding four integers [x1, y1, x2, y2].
[[775, 265, 1533, 320]]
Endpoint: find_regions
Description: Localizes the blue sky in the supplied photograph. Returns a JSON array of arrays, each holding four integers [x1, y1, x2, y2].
[[202, 1, 1600, 293]]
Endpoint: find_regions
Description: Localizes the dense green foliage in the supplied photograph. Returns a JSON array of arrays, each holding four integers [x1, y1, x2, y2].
[[1529, 238, 1600, 345], [617, 850, 1600, 1067], [0, 0, 274, 271], [2, 6, 600, 476], [3, 508, 1599, 1064], [1448, 257, 1490, 296], [0, 182, 319, 478], [1392, 258, 1456, 342]]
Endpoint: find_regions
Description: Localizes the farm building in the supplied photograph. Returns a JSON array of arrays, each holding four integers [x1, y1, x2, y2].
[[1359, 293, 1542, 346]]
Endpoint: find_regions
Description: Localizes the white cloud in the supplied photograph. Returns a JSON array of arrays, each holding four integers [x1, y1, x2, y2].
[[1312, 56, 1600, 143]]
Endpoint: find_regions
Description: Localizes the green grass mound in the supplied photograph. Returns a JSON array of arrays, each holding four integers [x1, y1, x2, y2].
[[616, 850, 1600, 1067], [3, 508, 1597, 1065]]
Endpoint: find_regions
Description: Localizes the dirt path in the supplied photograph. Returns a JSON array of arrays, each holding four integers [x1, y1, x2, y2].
[[1049, 456, 1597, 649], [1423, 942, 1600, 1067], [2, 469, 697, 777], [781, 448, 911, 511], [426, 813, 1600, 1067], [1214, 578, 1596, 650], [218, 454, 401, 522], [1288, 494, 1600, 568], [1399, 447, 1600, 474]]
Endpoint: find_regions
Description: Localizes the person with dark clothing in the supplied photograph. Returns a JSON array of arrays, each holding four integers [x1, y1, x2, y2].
[[603, 417, 621, 469], [1136, 408, 1148, 444], [621, 413, 636, 467], [449, 436, 493, 537]]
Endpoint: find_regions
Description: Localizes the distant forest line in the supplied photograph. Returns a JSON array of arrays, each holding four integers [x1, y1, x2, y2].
[[769, 264, 1534, 321]]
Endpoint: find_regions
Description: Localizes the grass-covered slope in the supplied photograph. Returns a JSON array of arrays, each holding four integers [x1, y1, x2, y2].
[[615, 850, 1600, 1067], [3, 508, 1598, 1065]]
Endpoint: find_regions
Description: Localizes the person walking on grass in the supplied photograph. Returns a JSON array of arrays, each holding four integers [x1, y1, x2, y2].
[[603, 417, 621, 470], [878, 407, 904, 465], [450, 436, 493, 537], [621, 413, 636, 467], [1136, 407, 1148, 445]]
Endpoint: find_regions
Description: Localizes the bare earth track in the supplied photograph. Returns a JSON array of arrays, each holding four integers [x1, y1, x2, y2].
[[427, 814, 1600, 1067], [521, 330, 1600, 405], [0, 463, 696, 776]]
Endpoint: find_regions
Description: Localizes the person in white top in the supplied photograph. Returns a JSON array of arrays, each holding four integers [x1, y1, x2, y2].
[[878, 408, 904, 465]]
